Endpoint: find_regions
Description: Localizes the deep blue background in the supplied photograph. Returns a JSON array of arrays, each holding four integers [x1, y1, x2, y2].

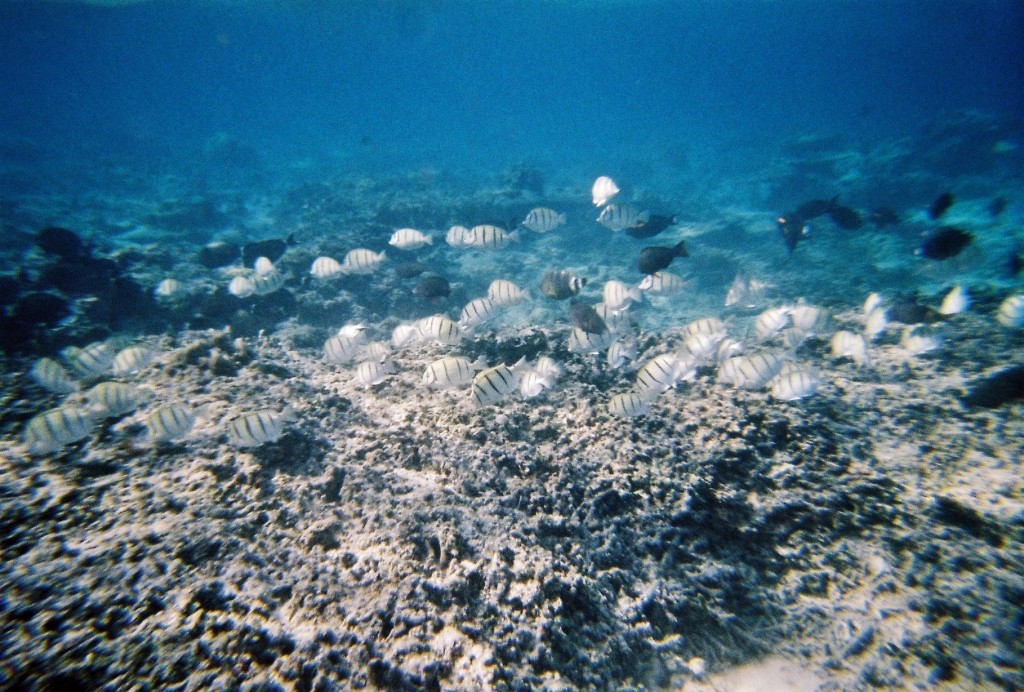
[[1, 0, 1022, 172]]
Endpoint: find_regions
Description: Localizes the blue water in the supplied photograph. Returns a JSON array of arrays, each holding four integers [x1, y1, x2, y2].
[[3, 0, 1021, 176]]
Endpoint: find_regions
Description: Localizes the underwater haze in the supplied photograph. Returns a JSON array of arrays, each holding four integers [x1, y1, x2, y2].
[[2, 1, 1024, 691]]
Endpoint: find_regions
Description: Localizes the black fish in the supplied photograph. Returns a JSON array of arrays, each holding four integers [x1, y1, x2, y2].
[[37, 226, 87, 259], [777, 216, 809, 253], [568, 299, 608, 335], [196, 241, 241, 269], [242, 233, 294, 266], [793, 198, 834, 221], [827, 202, 862, 230], [928, 192, 955, 220], [917, 227, 972, 260], [638, 241, 688, 275], [625, 214, 677, 239], [962, 365, 1024, 408], [1006, 249, 1023, 277], [868, 207, 900, 227], [0, 276, 21, 307], [393, 261, 429, 279], [540, 270, 586, 300], [11, 291, 71, 327], [886, 297, 934, 325], [413, 275, 450, 299], [987, 196, 1007, 218]]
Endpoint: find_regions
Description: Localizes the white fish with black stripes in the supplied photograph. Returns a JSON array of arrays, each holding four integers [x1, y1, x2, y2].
[[30, 357, 79, 394], [522, 208, 566, 233], [389, 228, 432, 250], [597, 203, 649, 232], [227, 405, 297, 447], [464, 225, 518, 250], [487, 279, 530, 307], [146, 404, 197, 442], [422, 356, 489, 389], [471, 358, 528, 407], [23, 405, 98, 455], [341, 248, 386, 274]]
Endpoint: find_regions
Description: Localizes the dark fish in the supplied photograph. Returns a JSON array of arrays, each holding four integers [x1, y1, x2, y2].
[[987, 196, 1007, 218], [393, 261, 429, 279], [540, 270, 586, 300], [886, 297, 934, 325], [625, 214, 677, 239], [638, 241, 688, 275], [928, 192, 955, 220], [777, 216, 809, 253], [413, 275, 450, 299], [827, 202, 862, 230], [37, 227, 87, 259], [11, 291, 71, 327], [1007, 249, 1023, 277], [793, 198, 834, 221], [242, 234, 294, 266], [38, 257, 118, 296], [917, 226, 972, 260], [962, 365, 1024, 408], [569, 299, 608, 335], [0, 276, 21, 307], [196, 241, 241, 269], [868, 207, 900, 227]]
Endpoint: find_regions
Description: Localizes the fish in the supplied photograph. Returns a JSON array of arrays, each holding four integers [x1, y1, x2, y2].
[[488, 279, 530, 306], [389, 228, 432, 250], [422, 356, 488, 388], [682, 317, 727, 340], [540, 270, 586, 300], [831, 330, 870, 366], [519, 370, 554, 399], [777, 215, 810, 253], [63, 341, 115, 380], [23, 405, 96, 454], [112, 345, 156, 376], [827, 202, 862, 230], [1005, 249, 1022, 278], [358, 341, 393, 363], [522, 208, 566, 233], [310, 256, 345, 279], [446, 225, 469, 247], [242, 235, 293, 266], [625, 214, 676, 239], [938, 285, 970, 315], [416, 314, 462, 345], [567, 327, 614, 354], [638, 271, 685, 296], [864, 307, 888, 341], [887, 297, 933, 324], [769, 368, 819, 401], [597, 204, 649, 232], [155, 278, 183, 298], [683, 332, 724, 363], [868, 207, 900, 227], [635, 352, 695, 396], [413, 275, 450, 300], [30, 357, 79, 394], [901, 325, 941, 356], [146, 404, 197, 442], [569, 300, 609, 335], [391, 323, 420, 349], [337, 323, 367, 339], [393, 261, 429, 279], [85, 382, 153, 418], [196, 241, 240, 269], [637, 241, 688, 275], [471, 360, 526, 407], [961, 365, 1024, 408], [928, 191, 955, 220], [341, 248, 386, 274], [789, 303, 828, 335], [228, 275, 256, 298], [532, 356, 562, 381], [459, 297, 500, 330], [718, 351, 784, 389], [717, 338, 743, 362], [754, 306, 791, 339], [793, 198, 835, 221], [253, 256, 275, 276], [995, 294, 1024, 328], [592, 176, 619, 207], [227, 406, 296, 447], [36, 226, 87, 260], [917, 227, 972, 260], [607, 340, 637, 369], [863, 293, 884, 315], [465, 225, 518, 250], [607, 391, 655, 418], [602, 280, 641, 312], [354, 360, 395, 388], [324, 332, 366, 363]]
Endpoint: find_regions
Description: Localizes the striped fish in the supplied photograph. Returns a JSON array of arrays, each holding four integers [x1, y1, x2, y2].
[[30, 357, 79, 394], [607, 391, 655, 418], [251, 267, 285, 295], [603, 280, 641, 312], [341, 248, 386, 274], [718, 352, 784, 389], [155, 278, 183, 297], [522, 207, 566, 233], [228, 275, 256, 298], [831, 330, 870, 366], [596, 203, 649, 232], [465, 225, 518, 250], [358, 341, 393, 363], [421, 356, 488, 388], [389, 228, 432, 250], [227, 406, 295, 447], [769, 367, 819, 401], [146, 404, 196, 442], [487, 280, 530, 306], [519, 370, 554, 399], [354, 360, 394, 388], [23, 406, 96, 454], [324, 333, 366, 364], [996, 294, 1024, 328], [901, 326, 941, 356], [635, 352, 696, 396], [638, 271, 685, 296], [112, 345, 156, 376], [446, 225, 469, 247], [567, 327, 614, 354], [63, 341, 115, 380], [607, 340, 637, 369], [254, 256, 275, 276], [864, 307, 888, 341], [416, 315, 462, 345], [684, 332, 724, 362], [86, 382, 152, 418], [754, 306, 792, 339], [391, 323, 421, 349], [310, 256, 345, 279], [938, 285, 970, 316], [682, 317, 727, 340], [592, 176, 619, 207], [459, 297, 500, 330], [471, 360, 525, 407], [532, 356, 562, 381], [789, 303, 828, 335]]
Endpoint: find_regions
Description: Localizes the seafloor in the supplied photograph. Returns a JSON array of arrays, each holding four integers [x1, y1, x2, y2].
[[1, 112, 1023, 690]]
